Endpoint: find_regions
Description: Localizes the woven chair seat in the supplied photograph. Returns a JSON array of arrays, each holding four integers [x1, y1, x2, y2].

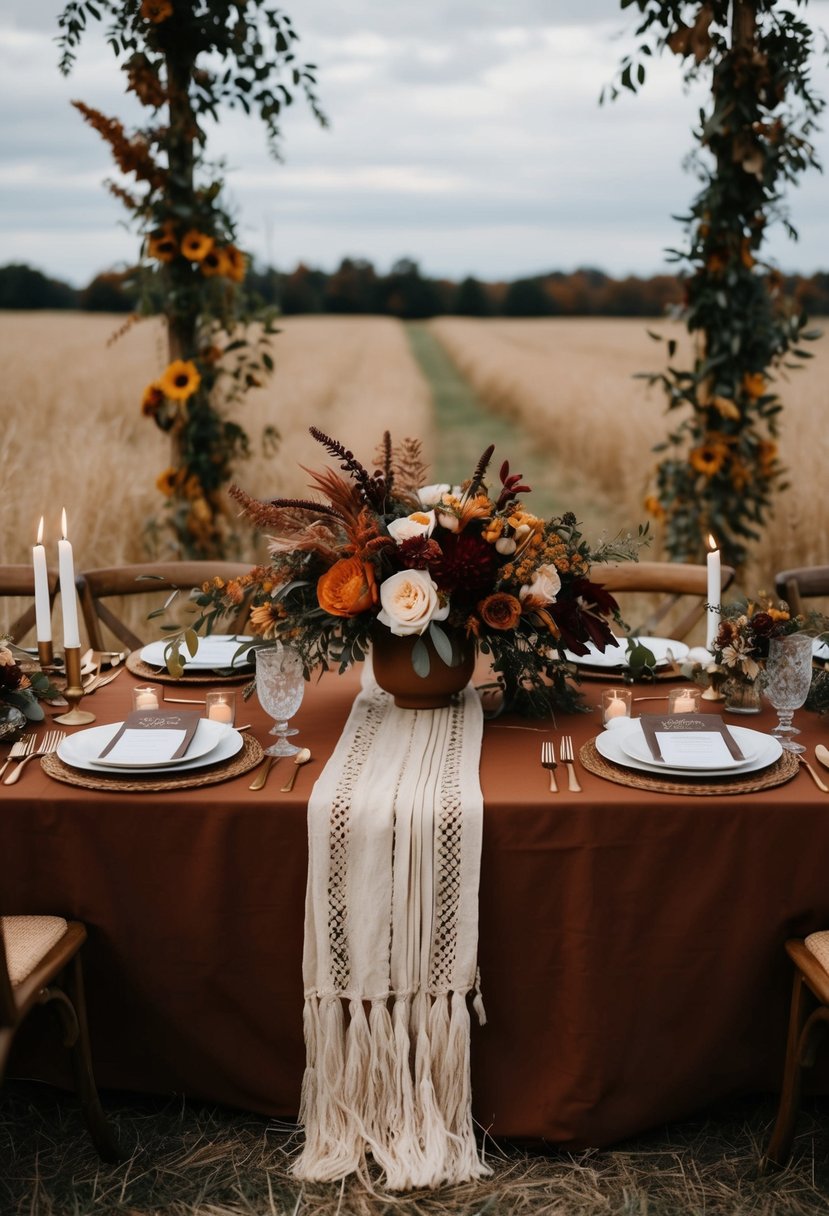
[[0, 915, 68, 986], [805, 930, 829, 977]]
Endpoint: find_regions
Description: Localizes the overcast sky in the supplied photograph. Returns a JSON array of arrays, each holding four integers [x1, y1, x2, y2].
[[2, 0, 828, 286]]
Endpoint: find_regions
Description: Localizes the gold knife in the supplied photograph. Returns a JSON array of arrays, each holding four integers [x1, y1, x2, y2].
[[249, 756, 277, 791]]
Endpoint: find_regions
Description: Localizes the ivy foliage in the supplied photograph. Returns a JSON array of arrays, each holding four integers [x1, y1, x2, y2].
[[57, 1, 325, 557], [608, 0, 824, 568]]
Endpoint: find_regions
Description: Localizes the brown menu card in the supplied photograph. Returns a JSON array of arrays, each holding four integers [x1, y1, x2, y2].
[[98, 709, 201, 762], [639, 714, 746, 764]]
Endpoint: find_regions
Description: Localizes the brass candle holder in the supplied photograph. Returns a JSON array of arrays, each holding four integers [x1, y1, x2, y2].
[[53, 646, 96, 726], [37, 640, 54, 669]]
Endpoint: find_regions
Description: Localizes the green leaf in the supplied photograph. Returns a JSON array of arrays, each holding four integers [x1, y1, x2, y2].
[[428, 622, 453, 666], [411, 637, 430, 678]]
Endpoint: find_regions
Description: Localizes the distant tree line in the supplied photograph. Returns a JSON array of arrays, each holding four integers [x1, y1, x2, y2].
[[3, 257, 829, 317]]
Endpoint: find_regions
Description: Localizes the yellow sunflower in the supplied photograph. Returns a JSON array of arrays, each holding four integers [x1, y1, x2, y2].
[[158, 359, 201, 401], [223, 244, 247, 283], [689, 439, 729, 478], [141, 0, 173, 22], [141, 382, 164, 417], [180, 229, 215, 262], [156, 467, 184, 497], [742, 371, 766, 399], [147, 231, 178, 263], [200, 247, 230, 278]]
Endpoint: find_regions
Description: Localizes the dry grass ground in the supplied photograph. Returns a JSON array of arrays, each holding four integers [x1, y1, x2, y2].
[[2, 1082, 829, 1216], [427, 317, 829, 597], [0, 312, 432, 639]]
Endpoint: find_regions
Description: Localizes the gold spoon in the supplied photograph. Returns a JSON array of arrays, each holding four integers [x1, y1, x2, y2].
[[815, 744, 829, 772], [798, 755, 829, 793], [281, 747, 312, 792]]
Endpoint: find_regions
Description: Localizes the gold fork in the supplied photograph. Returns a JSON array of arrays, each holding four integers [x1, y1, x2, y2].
[[541, 740, 558, 793], [0, 736, 35, 781], [560, 735, 582, 793], [4, 730, 64, 785]]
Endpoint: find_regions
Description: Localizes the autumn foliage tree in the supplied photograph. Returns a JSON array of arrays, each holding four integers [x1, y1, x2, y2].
[[609, 0, 824, 567], [57, 0, 325, 557]]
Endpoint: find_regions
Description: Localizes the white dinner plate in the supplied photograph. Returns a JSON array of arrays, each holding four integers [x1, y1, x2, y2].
[[59, 720, 242, 774], [140, 634, 255, 672], [618, 720, 759, 771], [564, 635, 689, 670], [596, 722, 782, 779], [813, 637, 829, 663]]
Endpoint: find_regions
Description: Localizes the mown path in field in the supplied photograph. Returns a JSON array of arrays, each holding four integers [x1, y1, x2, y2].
[[406, 323, 610, 524]]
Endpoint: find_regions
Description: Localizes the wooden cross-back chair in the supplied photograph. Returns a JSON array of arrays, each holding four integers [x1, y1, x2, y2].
[[774, 566, 829, 618], [594, 561, 737, 641], [0, 565, 59, 644], [0, 916, 119, 1161], [75, 561, 253, 652], [762, 934, 829, 1171]]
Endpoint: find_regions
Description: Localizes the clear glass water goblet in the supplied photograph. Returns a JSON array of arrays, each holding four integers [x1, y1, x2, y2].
[[255, 644, 305, 757], [764, 633, 814, 754]]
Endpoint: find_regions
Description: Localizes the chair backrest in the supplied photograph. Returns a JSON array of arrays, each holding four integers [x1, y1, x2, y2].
[[0, 921, 15, 1028], [0, 565, 59, 644], [773, 566, 829, 618], [76, 562, 254, 651], [594, 560, 737, 641]]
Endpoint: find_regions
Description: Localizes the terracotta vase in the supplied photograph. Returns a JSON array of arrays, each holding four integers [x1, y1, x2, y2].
[[723, 675, 762, 714], [371, 626, 476, 709]]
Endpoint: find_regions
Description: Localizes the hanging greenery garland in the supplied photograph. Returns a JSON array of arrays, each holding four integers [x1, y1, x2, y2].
[[57, 1, 326, 557], [608, 0, 824, 568]]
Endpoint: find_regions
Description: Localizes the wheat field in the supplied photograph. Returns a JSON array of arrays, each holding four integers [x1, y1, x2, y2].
[[0, 313, 433, 638], [1, 311, 826, 640], [428, 316, 829, 597]]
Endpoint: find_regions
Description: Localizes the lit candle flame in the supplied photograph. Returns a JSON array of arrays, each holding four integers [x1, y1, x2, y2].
[[37, 516, 44, 545], [61, 507, 68, 540], [707, 533, 717, 552]]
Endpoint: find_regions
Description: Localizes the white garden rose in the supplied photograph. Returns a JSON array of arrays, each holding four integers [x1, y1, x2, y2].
[[377, 569, 449, 636], [386, 510, 436, 544], [519, 563, 562, 604], [417, 484, 460, 507]]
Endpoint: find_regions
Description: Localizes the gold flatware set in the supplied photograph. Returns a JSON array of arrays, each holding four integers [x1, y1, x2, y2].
[[2, 730, 65, 785], [248, 747, 313, 792]]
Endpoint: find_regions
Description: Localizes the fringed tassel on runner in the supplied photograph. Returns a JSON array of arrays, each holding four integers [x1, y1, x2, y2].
[[293, 995, 365, 1181]]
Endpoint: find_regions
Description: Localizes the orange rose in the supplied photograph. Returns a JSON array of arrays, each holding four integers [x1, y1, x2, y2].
[[317, 557, 377, 617], [478, 592, 522, 631]]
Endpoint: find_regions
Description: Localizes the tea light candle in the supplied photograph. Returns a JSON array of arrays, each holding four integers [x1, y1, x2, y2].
[[205, 689, 236, 725], [133, 687, 160, 711], [605, 697, 628, 719], [32, 516, 52, 644], [671, 690, 698, 713], [58, 508, 81, 650], [601, 687, 632, 726]]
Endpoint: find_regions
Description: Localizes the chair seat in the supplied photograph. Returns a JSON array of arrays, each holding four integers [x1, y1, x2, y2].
[[0, 916, 68, 986], [805, 930, 829, 977]]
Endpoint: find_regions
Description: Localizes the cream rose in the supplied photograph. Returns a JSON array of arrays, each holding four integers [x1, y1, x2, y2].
[[387, 510, 436, 544], [519, 564, 562, 605], [377, 569, 449, 636], [417, 483, 460, 508]]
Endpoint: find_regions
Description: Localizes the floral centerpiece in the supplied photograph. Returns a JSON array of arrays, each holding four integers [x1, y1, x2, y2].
[[0, 644, 58, 737], [706, 597, 801, 712], [196, 428, 639, 715]]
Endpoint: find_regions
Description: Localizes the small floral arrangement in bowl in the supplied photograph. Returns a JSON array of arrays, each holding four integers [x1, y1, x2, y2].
[[0, 644, 58, 737], [194, 428, 640, 715], [711, 597, 799, 684]]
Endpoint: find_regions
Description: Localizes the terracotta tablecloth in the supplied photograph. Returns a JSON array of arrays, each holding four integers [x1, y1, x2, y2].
[[3, 666, 829, 1146]]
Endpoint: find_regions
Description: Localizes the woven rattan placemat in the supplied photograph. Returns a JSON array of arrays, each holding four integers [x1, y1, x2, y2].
[[41, 733, 264, 793], [126, 651, 254, 686], [579, 738, 800, 796]]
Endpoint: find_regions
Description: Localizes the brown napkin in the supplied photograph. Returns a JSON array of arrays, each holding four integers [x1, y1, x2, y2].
[[638, 714, 746, 763]]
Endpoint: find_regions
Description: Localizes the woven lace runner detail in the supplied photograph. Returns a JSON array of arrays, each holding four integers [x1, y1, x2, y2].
[[293, 668, 489, 1190]]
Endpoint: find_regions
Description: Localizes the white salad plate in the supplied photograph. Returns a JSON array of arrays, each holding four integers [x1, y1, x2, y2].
[[618, 721, 760, 771], [140, 634, 255, 672], [565, 636, 689, 670], [596, 721, 782, 779], [59, 720, 242, 774]]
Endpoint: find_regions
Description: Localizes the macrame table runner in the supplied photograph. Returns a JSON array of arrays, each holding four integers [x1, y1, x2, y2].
[[292, 666, 490, 1190]]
